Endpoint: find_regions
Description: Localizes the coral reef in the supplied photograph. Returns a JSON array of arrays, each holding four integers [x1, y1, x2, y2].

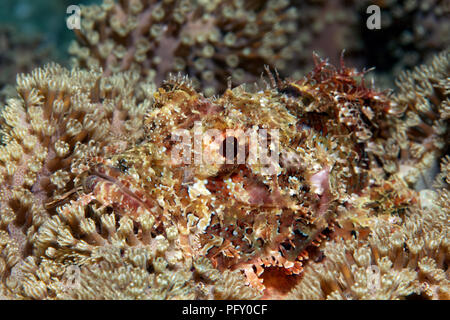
[[69, 0, 303, 96], [0, 26, 60, 104], [1, 49, 447, 300], [46, 55, 403, 293], [0, 0, 448, 301], [370, 49, 449, 189], [0, 63, 262, 300], [0, 64, 150, 298], [287, 188, 449, 300], [69, 0, 450, 93]]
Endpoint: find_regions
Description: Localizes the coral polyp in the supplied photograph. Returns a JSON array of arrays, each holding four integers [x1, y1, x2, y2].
[[70, 0, 303, 96]]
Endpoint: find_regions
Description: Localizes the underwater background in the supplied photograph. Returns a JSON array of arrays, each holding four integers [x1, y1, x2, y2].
[[0, 0, 99, 101]]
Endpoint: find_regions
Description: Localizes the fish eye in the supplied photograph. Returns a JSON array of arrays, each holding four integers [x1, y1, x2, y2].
[[220, 136, 238, 161], [280, 85, 302, 97], [117, 158, 128, 173]]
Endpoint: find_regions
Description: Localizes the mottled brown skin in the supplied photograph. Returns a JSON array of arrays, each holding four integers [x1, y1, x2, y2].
[[73, 59, 392, 292]]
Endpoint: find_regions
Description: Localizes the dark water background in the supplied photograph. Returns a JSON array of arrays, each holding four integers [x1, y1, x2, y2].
[[0, 0, 99, 62]]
